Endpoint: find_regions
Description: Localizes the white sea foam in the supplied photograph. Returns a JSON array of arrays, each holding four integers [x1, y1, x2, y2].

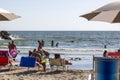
[[9, 35, 24, 40], [0, 35, 24, 41], [0, 45, 117, 52], [2, 46, 116, 56]]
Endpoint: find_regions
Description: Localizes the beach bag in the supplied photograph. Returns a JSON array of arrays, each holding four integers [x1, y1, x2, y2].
[[10, 49, 18, 58]]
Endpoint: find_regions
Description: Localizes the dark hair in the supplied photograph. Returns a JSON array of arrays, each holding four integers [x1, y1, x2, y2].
[[54, 54, 60, 59], [103, 50, 107, 57], [33, 49, 36, 52]]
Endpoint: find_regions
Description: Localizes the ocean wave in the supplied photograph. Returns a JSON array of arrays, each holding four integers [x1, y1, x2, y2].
[[9, 35, 24, 40], [10, 48, 120, 54], [0, 45, 118, 54], [43, 47, 117, 52]]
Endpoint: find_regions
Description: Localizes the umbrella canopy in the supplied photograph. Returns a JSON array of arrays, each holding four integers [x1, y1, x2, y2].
[[0, 8, 20, 21], [80, 1, 120, 23]]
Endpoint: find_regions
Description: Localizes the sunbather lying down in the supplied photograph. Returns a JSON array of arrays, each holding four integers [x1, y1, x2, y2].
[[54, 54, 72, 65]]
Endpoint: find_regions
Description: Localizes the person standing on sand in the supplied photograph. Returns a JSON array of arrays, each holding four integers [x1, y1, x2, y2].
[[8, 40, 18, 59], [30, 48, 48, 72], [37, 40, 42, 51]]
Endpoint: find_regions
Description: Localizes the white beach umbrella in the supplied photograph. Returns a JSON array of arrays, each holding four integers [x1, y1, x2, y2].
[[0, 8, 20, 21], [80, 1, 120, 23]]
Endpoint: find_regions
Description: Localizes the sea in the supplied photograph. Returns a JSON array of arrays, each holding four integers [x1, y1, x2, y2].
[[0, 31, 120, 70]]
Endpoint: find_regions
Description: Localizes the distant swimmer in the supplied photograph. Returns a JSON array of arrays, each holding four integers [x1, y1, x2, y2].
[[104, 45, 107, 48], [70, 41, 74, 43], [55, 42, 59, 47]]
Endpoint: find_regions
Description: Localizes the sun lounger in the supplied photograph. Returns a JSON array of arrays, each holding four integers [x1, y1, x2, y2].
[[0, 56, 19, 70], [20, 57, 41, 70], [107, 52, 120, 58], [0, 50, 9, 57], [0, 56, 9, 66], [49, 58, 70, 70], [0, 50, 19, 70], [20, 57, 36, 67], [0, 50, 16, 61]]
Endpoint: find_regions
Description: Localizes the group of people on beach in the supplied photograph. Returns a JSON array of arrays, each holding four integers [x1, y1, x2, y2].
[[7, 40, 71, 72], [29, 40, 49, 72], [7, 40, 49, 72]]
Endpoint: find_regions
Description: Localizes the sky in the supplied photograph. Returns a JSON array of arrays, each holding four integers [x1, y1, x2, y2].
[[0, 0, 120, 31]]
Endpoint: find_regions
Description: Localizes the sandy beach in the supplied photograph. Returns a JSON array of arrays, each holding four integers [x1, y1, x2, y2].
[[0, 66, 92, 80]]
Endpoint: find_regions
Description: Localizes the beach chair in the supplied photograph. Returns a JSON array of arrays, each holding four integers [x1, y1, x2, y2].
[[0, 50, 9, 57], [107, 52, 120, 58], [0, 56, 9, 66], [20, 57, 41, 70], [49, 58, 69, 70], [0, 50, 19, 70], [0, 50, 16, 60], [93, 57, 120, 80]]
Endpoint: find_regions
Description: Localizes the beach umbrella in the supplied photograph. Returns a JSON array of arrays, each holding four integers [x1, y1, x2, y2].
[[80, 1, 120, 23], [0, 8, 20, 21]]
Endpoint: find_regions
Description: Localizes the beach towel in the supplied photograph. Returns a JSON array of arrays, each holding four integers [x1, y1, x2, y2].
[[10, 49, 18, 58]]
